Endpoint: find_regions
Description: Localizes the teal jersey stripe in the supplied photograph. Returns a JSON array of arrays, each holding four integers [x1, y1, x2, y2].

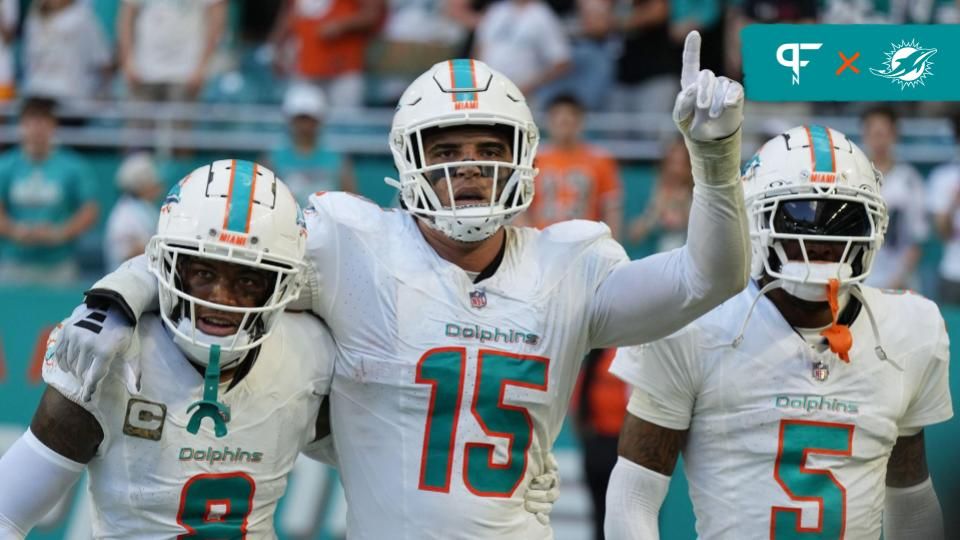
[[450, 59, 476, 103], [225, 160, 256, 233], [808, 125, 835, 173]]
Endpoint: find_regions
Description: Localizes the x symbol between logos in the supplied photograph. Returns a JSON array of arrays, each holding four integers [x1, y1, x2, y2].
[[836, 51, 860, 75]]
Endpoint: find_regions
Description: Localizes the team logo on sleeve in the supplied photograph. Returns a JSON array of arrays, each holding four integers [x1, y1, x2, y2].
[[123, 398, 167, 441]]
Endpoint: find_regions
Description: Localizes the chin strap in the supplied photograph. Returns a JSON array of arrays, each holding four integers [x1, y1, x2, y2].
[[731, 279, 783, 348], [732, 279, 900, 369], [186, 344, 231, 437], [820, 279, 901, 369], [849, 285, 900, 370], [820, 279, 853, 362]]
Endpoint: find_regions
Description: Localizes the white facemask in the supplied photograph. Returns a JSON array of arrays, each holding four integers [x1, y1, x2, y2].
[[173, 318, 252, 368], [429, 204, 507, 243], [779, 261, 854, 303]]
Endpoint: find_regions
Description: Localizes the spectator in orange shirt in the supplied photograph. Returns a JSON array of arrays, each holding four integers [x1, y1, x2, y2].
[[271, 0, 385, 109], [525, 94, 623, 238]]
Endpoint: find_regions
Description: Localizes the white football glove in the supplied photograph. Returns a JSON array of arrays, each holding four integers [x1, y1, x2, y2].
[[524, 452, 560, 526], [53, 301, 138, 401], [671, 31, 744, 189], [673, 30, 744, 142]]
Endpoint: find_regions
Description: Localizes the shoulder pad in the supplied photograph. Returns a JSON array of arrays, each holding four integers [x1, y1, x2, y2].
[[867, 287, 943, 340], [306, 191, 385, 233], [510, 220, 625, 301], [685, 287, 761, 345], [274, 312, 337, 386], [539, 219, 612, 244]]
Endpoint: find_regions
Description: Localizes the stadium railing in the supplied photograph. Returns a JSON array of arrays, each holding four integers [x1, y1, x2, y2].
[[0, 101, 953, 163]]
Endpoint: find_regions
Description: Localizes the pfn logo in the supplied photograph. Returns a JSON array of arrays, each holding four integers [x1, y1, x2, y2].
[[777, 43, 823, 85]]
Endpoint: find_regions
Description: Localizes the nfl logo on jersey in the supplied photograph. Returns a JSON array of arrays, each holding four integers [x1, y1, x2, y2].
[[812, 361, 830, 382], [469, 289, 487, 309]]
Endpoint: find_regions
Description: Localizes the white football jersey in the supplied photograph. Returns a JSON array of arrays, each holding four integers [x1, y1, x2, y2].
[[42, 313, 335, 539], [303, 192, 628, 539], [611, 283, 953, 540]]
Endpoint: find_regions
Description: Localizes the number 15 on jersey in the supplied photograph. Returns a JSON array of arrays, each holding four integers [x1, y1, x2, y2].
[[415, 347, 550, 497]]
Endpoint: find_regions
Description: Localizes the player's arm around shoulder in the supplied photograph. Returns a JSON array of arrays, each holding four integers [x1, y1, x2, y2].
[[37, 321, 113, 461]]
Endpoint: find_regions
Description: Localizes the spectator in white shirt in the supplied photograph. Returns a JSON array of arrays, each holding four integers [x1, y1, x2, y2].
[[118, 0, 227, 102], [104, 152, 162, 271], [927, 110, 960, 303], [23, 0, 111, 101], [366, 0, 466, 103], [474, 0, 571, 104], [860, 105, 928, 290]]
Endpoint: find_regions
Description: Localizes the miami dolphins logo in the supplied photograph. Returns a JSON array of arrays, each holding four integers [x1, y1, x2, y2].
[[160, 178, 186, 213], [741, 154, 761, 177], [870, 39, 937, 89]]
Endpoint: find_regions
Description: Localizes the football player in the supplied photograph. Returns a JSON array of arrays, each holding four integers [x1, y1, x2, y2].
[[47, 31, 750, 538], [605, 126, 952, 540], [0, 160, 339, 538]]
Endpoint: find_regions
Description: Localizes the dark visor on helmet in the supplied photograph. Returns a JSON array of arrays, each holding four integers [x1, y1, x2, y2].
[[773, 198, 871, 237]]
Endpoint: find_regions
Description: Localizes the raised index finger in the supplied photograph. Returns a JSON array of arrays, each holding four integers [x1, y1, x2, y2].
[[680, 30, 702, 89]]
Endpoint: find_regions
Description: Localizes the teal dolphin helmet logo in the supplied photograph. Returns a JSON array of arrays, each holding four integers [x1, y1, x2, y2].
[[870, 39, 937, 89], [161, 178, 185, 209]]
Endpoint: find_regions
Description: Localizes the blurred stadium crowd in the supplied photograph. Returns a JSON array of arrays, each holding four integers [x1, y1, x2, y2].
[[0, 0, 958, 283]]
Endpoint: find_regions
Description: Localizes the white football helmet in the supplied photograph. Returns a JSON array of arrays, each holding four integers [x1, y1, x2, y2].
[[742, 125, 888, 301], [146, 160, 308, 367], [386, 59, 540, 242]]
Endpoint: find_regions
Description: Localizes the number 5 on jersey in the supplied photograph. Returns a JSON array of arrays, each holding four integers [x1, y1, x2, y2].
[[772, 419, 854, 539], [416, 347, 549, 497]]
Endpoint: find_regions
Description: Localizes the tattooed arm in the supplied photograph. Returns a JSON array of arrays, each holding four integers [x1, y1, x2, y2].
[[604, 334, 700, 540], [886, 430, 929, 488], [618, 413, 687, 475], [883, 430, 945, 540], [30, 387, 104, 463], [604, 412, 687, 539]]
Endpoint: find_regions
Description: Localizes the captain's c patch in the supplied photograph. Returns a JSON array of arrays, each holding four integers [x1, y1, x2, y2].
[[122, 398, 167, 441]]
